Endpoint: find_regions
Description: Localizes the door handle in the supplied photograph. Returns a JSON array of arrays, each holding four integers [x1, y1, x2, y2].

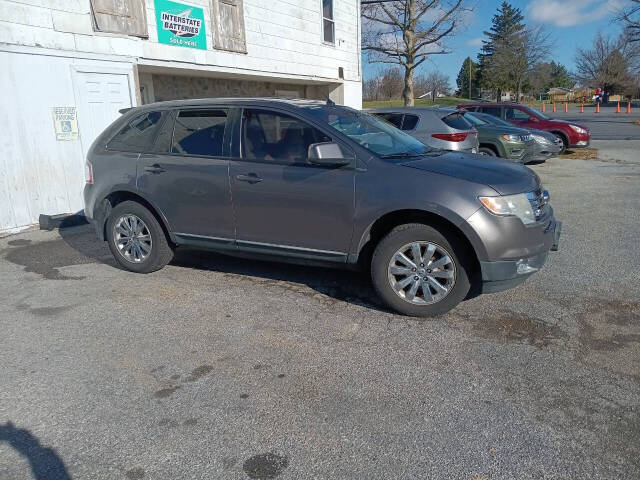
[[236, 173, 262, 184], [144, 164, 166, 174]]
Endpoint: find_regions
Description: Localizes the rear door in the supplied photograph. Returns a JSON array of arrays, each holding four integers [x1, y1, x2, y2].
[[228, 107, 355, 258], [137, 108, 234, 240]]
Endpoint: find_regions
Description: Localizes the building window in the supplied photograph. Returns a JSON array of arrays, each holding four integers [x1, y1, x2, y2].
[[212, 0, 247, 53], [322, 0, 335, 44], [90, 0, 148, 38]]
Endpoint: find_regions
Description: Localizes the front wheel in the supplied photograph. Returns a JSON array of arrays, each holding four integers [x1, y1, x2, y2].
[[106, 201, 173, 273], [371, 224, 471, 317], [554, 133, 568, 154], [478, 147, 497, 156]]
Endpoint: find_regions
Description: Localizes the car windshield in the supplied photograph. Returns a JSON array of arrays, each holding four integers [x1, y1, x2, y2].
[[464, 113, 488, 127], [474, 112, 514, 128], [304, 105, 430, 159]]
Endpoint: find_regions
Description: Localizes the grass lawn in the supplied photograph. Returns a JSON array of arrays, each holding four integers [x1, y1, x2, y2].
[[363, 97, 473, 108]]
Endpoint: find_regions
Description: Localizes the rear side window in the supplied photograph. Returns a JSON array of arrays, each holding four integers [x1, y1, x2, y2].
[[479, 106, 502, 117], [377, 113, 404, 129], [172, 110, 228, 156], [108, 111, 164, 152], [441, 113, 472, 130], [402, 114, 419, 130]]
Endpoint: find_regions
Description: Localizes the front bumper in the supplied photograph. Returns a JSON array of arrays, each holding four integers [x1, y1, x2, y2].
[[479, 220, 562, 293], [570, 133, 590, 148]]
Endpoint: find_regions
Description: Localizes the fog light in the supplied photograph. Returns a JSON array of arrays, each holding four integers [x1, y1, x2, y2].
[[516, 259, 538, 275]]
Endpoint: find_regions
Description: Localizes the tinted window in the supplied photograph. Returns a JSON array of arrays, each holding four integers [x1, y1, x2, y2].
[[242, 109, 331, 164], [108, 111, 163, 152], [172, 110, 227, 156], [441, 113, 472, 130], [505, 107, 530, 121], [480, 106, 502, 117], [402, 114, 419, 130], [376, 113, 404, 129]]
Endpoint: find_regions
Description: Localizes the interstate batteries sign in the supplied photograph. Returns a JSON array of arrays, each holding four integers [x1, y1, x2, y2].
[[155, 0, 206, 49]]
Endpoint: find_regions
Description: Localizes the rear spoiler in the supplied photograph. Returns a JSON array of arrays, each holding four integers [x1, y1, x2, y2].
[[119, 107, 133, 115]]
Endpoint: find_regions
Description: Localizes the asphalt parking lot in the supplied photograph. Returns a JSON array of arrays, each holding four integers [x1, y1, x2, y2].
[[1, 151, 639, 479], [539, 106, 640, 140]]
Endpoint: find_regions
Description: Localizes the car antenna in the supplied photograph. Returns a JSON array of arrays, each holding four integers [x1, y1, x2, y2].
[[326, 98, 335, 106]]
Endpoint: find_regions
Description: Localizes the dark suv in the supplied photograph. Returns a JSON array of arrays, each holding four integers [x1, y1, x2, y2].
[[84, 98, 561, 317], [459, 103, 590, 152]]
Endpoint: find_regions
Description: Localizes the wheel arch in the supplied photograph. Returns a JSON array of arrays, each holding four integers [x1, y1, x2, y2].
[[95, 189, 174, 244], [479, 142, 502, 157], [354, 209, 483, 275]]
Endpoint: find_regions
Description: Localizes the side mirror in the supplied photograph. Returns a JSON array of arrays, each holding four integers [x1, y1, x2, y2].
[[307, 142, 352, 167]]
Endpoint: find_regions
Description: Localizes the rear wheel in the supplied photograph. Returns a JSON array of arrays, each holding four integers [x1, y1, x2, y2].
[[106, 201, 173, 273], [371, 224, 471, 317]]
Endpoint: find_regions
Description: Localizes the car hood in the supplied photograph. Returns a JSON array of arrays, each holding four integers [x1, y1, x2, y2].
[[400, 151, 539, 195], [549, 118, 588, 130]]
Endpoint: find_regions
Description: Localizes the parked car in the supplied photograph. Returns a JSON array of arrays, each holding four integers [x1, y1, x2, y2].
[[366, 107, 479, 154], [468, 112, 563, 163], [84, 99, 560, 317], [458, 102, 590, 152], [463, 111, 535, 163]]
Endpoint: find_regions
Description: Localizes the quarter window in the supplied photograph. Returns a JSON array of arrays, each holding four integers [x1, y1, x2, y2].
[[172, 110, 228, 157], [108, 111, 164, 152], [377, 113, 404, 129], [322, 0, 335, 44], [242, 109, 331, 165], [402, 114, 419, 130]]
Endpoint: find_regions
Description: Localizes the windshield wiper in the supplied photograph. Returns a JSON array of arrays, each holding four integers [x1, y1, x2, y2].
[[380, 151, 426, 159]]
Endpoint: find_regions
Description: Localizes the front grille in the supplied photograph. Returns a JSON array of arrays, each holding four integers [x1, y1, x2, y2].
[[526, 188, 549, 220]]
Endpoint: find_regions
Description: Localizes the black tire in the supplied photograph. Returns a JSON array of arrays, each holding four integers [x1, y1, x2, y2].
[[106, 201, 173, 273], [371, 223, 471, 317], [478, 146, 497, 156]]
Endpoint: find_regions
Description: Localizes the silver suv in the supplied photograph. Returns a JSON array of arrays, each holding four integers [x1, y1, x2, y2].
[[366, 107, 479, 154], [84, 99, 560, 317]]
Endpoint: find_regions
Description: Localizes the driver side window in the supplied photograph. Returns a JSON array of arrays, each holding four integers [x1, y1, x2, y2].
[[241, 109, 331, 165], [505, 107, 530, 121]]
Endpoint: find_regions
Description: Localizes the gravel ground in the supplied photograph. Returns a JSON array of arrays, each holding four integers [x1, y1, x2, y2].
[[1, 155, 639, 480]]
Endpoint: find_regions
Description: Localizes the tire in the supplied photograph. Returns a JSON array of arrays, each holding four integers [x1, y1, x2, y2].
[[554, 133, 568, 153], [371, 223, 471, 317], [478, 146, 497, 156], [106, 200, 173, 273]]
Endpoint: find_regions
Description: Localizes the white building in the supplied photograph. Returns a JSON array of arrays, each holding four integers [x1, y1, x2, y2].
[[0, 0, 362, 234]]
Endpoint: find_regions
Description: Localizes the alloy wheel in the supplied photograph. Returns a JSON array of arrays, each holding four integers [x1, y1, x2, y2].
[[387, 241, 456, 305], [113, 214, 152, 263]]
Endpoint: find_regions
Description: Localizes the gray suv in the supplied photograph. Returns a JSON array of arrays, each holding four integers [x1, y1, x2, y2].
[[84, 98, 561, 317]]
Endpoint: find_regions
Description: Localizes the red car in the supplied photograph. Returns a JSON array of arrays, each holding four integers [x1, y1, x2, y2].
[[458, 103, 590, 152]]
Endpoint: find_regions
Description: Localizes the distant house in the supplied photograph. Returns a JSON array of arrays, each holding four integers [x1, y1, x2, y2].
[[548, 87, 575, 102]]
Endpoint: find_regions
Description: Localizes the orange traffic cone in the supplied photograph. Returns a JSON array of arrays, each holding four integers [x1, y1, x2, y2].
[[627, 102, 631, 114], [564, 103, 568, 113], [553, 103, 556, 113], [616, 102, 621, 113], [542, 103, 546, 113], [596, 102, 600, 113], [580, 103, 584, 113]]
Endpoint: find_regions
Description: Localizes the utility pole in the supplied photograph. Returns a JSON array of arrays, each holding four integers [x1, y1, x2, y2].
[[468, 57, 471, 99]]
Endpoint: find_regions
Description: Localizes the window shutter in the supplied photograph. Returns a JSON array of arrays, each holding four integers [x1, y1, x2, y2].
[[212, 0, 247, 53], [90, 0, 148, 38]]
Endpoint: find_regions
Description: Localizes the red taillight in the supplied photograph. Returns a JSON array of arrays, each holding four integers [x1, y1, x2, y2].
[[431, 131, 475, 142], [85, 161, 93, 184]]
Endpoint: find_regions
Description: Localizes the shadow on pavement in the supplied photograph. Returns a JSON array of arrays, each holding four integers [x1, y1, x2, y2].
[[0, 422, 71, 480]]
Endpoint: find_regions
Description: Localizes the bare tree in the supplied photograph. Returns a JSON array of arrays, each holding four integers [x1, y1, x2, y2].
[[363, 67, 404, 101], [362, 0, 471, 106], [415, 71, 450, 100], [619, 0, 640, 42], [575, 33, 637, 95]]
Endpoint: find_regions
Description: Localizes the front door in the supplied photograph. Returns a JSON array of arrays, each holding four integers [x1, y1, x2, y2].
[[229, 107, 355, 258], [137, 108, 234, 241]]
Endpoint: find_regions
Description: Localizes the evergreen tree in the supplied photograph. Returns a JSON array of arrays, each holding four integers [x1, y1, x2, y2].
[[549, 61, 573, 89], [477, 2, 526, 100], [456, 57, 479, 98]]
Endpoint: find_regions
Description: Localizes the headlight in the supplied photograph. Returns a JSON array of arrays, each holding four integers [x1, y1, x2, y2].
[[569, 124, 587, 134], [502, 134, 521, 143], [532, 134, 551, 145], [479, 193, 535, 224]]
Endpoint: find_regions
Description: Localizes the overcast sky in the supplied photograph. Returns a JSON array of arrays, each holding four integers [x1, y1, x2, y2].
[[362, 0, 625, 89]]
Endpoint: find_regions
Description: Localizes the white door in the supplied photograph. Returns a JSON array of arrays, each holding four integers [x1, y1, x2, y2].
[[74, 72, 133, 160]]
